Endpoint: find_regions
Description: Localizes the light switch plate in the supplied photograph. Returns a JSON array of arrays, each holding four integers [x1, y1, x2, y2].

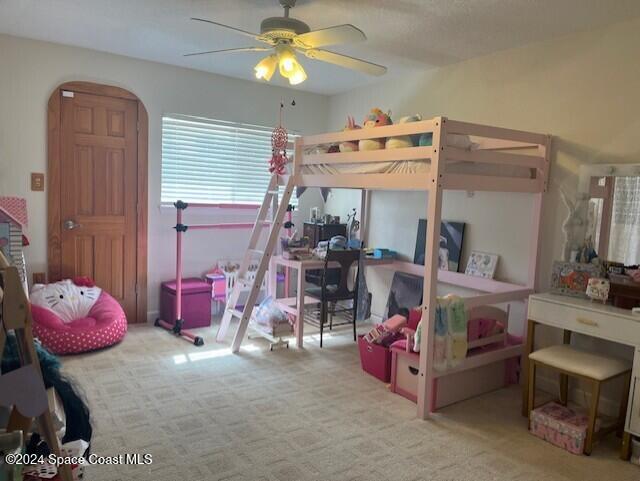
[[31, 172, 45, 191]]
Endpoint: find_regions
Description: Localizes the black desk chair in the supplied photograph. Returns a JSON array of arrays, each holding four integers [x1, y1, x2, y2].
[[304, 248, 360, 347]]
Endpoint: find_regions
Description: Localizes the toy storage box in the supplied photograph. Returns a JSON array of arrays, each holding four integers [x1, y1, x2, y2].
[[390, 346, 518, 409], [358, 335, 392, 382], [529, 402, 589, 455], [161, 278, 212, 329]]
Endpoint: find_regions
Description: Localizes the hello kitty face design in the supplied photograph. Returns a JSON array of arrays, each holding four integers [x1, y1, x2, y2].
[[30, 280, 102, 323]]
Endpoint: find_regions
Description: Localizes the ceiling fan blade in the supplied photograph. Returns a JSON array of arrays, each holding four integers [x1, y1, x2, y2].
[[190, 17, 273, 44], [293, 24, 366, 49], [301, 49, 387, 76], [184, 47, 270, 57]]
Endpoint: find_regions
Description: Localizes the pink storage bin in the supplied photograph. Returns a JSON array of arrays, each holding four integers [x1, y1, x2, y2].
[[358, 335, 392, 382], [161, 278, 212, 329], [530, 402, 589, 455]]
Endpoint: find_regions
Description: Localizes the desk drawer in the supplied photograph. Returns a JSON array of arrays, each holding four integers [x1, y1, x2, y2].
[[529, 298, 640, 346]]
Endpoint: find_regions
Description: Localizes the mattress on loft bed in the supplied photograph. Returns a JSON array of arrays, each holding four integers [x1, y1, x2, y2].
[[300, 157, 534, 179], [300, 134, 534, 178]]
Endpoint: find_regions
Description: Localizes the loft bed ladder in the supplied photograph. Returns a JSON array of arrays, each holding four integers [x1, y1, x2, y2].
[[216, 174, 295, 353]]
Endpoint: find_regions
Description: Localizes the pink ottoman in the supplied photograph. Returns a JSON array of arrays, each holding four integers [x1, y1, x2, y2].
[[161, 278, 212, 329], [32, 291, 127, 355]]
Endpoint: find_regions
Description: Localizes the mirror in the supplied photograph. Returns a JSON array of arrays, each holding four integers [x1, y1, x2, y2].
[[575, 164, 640, 266], [587, 175, 640, 265]]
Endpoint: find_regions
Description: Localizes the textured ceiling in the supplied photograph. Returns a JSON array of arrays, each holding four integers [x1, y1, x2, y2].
[[1, 0, 639, 94]]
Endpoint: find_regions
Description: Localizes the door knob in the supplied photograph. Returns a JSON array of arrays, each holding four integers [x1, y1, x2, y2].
[[63, 219, 82, 230]]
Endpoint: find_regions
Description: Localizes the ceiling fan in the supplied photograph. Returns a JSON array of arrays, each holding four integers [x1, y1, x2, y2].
[[185, 0, 387, 85]]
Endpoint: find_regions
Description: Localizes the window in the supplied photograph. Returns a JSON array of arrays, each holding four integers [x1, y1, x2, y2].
[[162, 114, 295, 205]]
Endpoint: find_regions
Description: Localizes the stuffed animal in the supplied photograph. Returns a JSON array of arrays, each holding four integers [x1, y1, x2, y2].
[[339, 116, 361, 152], [419, 132, 433, 147], [30, 279, 102, 324], [386, 114, 422, 149], [359, 108, 392, 151]]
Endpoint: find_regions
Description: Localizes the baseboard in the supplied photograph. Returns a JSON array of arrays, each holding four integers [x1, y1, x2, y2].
[[536, 373, 620, 417], [147, 310, 160, 324]]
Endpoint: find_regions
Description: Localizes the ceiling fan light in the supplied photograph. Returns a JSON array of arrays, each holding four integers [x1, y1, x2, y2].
[[288, 63, 307, 85], [276, 45, 297, 77], [254, 55, 277, 81]]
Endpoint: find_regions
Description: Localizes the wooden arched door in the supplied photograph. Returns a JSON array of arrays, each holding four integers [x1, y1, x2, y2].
[[47, 82, 148, 323]]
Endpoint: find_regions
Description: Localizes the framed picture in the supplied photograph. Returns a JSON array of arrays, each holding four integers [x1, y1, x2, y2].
[[465, 251, 499, 279], [550, 261, 601, 298], [414, 219, 465, 272]]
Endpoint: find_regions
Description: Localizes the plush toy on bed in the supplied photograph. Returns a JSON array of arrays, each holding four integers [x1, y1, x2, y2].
[[386, 114, 422, 149], [359, 108, 392, 151], [339, 116, 361, 152], [30, 279, 102, 324]]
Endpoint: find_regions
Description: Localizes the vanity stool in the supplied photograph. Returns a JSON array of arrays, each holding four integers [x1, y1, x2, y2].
[[527, 344, 632, 455]]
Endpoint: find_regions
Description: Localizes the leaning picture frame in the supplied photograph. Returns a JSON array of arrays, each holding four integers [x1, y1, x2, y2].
[[550, 261, 601, 298], [465, 251, 499, 279]]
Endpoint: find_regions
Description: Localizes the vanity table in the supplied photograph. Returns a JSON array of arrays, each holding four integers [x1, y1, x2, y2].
[[524, 292, 640, 458]]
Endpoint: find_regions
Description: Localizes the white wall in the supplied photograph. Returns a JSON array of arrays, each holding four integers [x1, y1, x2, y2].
[[0, 34, 329, 320]]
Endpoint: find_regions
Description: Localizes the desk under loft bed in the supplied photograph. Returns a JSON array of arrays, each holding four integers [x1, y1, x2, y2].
[[218, 116, 551, 420]]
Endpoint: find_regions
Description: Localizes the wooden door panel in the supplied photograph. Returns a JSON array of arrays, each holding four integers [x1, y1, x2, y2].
[[74, 146, 94, 215], [73, 105, 94, 134], [105, 149, 125, 216], [74, 236, 95, 279], [93, 235, 125, 300], [60, 91, 138, 321]]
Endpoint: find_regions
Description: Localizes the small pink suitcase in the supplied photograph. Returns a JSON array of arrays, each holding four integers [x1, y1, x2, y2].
[[358, 335, 392, 382], [161, 278, 212, 329]]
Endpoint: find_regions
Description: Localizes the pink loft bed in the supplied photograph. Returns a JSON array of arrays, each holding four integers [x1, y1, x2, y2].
[[226, 116, 551, 421]]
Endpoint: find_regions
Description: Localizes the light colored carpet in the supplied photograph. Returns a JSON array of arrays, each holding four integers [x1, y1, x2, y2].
[[60, 322, 640, 481]]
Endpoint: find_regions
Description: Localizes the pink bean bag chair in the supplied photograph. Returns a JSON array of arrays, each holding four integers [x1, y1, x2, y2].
[[30, 279, 127, 355]]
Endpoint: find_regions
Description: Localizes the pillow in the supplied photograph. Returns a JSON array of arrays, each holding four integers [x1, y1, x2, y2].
[[30, 280, 102, 324], [447, 133, 478, 150], [382, 313, 407, 332]]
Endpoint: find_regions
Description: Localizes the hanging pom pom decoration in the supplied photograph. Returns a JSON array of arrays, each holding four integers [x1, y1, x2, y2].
[[269, 101, 290, 175]]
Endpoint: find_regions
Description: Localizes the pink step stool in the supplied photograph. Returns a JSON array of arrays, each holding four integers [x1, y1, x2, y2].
[[161, 278, 212, 329]]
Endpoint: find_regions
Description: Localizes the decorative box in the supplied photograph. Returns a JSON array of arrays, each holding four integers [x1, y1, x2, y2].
[[529, 402, 589, 455], [160, 278, 212, 329], [550, 261, 601, 298], [609, 273, 640, 309], [358, 335, 392, 382]]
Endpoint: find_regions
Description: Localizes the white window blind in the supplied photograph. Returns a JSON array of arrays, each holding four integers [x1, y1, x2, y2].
[[162, 114, 295, 205]]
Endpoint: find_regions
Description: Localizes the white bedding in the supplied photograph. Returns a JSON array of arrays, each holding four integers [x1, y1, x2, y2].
[[302, 159, 430, 175], [301, 157, 533, 179]]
